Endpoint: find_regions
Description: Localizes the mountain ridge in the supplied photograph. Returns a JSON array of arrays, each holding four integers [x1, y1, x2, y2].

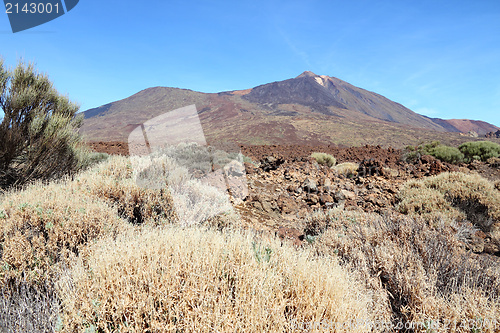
[[80, 72, 499, 148]]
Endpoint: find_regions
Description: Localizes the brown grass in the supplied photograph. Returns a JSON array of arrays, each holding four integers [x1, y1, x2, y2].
[[56, 225, 373, 332], [75, 156, 178, 226], [306, 208, 500, 332], [2, 156, 500, 332], [397, 172, 500, 244], [0, 180, 126, 285]]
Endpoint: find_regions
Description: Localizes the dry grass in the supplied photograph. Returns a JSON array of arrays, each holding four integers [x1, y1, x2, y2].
[[0, 154, 238, 286], [311, 152, 336, 167], [75, 156, 178, 226], [307, 208, 500, 332], [56, 225, 374, 332], [129, 152, 239, 226], [0, 179, 126, 285], [2, 155, 500, 332], [333, 162, 359, 177], [0, 278, 62, 332], [397, 172, 500, 244]]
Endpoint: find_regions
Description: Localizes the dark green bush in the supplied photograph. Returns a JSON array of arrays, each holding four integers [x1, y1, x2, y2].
[[427, 145, 464, 164], [458, 141, 500, 162], [0, 59, 92, 189], [403, 141, 464, 164]]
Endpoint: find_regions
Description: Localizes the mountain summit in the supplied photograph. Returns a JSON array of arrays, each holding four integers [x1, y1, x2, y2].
[[241, 71, 448, 131], [80, 72, 499, 147]]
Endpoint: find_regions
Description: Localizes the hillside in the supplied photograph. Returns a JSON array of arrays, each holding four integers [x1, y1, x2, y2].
[[80, 72, 499, 148], [427, 117, 500, 135]]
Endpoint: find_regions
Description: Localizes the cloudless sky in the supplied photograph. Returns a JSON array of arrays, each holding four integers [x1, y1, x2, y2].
[[1, 0, 500, 126]]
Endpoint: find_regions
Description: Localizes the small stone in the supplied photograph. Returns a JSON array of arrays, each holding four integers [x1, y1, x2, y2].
[[302, 178, 318, 193], [335, 190, 356, 202], [319, 194, 334, 205]]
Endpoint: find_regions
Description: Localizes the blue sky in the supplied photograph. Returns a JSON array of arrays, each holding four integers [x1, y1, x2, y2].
[[1, 0, 500, 126]]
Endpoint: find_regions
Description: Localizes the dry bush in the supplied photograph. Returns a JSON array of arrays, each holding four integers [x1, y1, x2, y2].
[[75, 156, 178, 226], [333, 162, 359, 177], [308, 209, 500, 332], [0, 154, 239, 331], [488, 157, 500, 168], [397, 172, 500, 242], [57, 226, 374, 332], [397, 185, 464, 220], [311, 152, 336, 167], [0, 179, 126, 285], [0, 278, 62, 332], [129, 153, 238, 226], [0, 153, 236, 286]]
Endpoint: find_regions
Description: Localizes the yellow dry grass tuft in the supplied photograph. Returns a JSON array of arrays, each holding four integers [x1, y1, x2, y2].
[[308, 208, 500, 332], [311, 152, 336, 167], [333, 162, 359, 177], [73, 156, 178, 226], [57, 225, 374, 332]]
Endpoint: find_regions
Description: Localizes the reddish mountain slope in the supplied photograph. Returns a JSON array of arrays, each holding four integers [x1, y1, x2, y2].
[[80, 72, 499, 148]]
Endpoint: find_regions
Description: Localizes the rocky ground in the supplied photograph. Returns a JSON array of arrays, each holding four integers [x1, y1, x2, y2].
[[88, 141, 500, 253], [237, 145, 453, 238]]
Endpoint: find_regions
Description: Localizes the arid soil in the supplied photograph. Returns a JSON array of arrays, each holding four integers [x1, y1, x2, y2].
[[87, 141, 500, 252], [88, 141, 129, 156]]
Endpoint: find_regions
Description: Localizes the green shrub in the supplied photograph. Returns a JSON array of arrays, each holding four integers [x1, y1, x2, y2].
[[0, 59, 93, 189], [427, 145, 464, 164], [424, 140, 441, 151], [459, 141, 500, 162], [84, 151, 109, 166], [404, 141, 465, 164], [311, 152, 336, 167], [403, 141, 439, 163]]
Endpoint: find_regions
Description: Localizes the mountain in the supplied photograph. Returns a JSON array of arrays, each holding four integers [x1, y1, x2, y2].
[[241, 71, 444, 131], [80, 72, 499, 148], [426, 117, 499, 136]]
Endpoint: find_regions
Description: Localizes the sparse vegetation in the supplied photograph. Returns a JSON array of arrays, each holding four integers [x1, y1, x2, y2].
[[1, 77, 500, 332], [397, 172, 500, 230], [3, 58, 500, 332], [311, 152, 336, 167], [405, 140, 500, 165], [1, 149, 500, 332], [488, 156, 500, 168], [307, 208, 500, 332], [0, 179, 127, 285]]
